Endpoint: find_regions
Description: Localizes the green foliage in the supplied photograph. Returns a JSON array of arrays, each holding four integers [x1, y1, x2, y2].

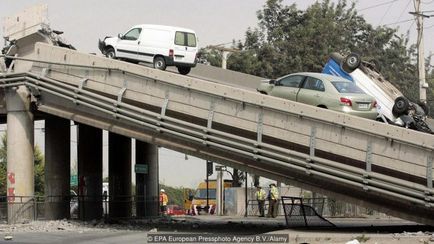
[[201, 0, 434, 115], [198, 48, 222, 67], [426, 68, 434, 113], [34, 145, 45, 197], [159, 184, 192, 206], [0, 133, 45, 196], [231, 168, 246, 187], [355, 234, 370, 243]]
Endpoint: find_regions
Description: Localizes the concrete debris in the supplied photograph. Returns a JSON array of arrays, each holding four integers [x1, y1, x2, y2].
[[394, 231, 433, 238], [0, 220, 146, 234], [345, 240, 360, 244], [4, 235, 13, 241]]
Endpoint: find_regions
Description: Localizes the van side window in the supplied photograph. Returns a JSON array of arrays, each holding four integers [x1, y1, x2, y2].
[[175, 32, 197, 47], [123, 28, 141, 41]]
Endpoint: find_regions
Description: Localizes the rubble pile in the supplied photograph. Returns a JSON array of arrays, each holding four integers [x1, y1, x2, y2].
[[0, 219, 146, 234]]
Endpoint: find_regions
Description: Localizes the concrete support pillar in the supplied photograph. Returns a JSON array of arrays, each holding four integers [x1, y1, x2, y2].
[[135, 140, 159, 218], [216, 169, 223, 216], [109, 132, 131, 218], [44, 116, 70, 220], [78, 124, 102, 220], [6, 86, 34, 223], [221, 51, 231, 69]]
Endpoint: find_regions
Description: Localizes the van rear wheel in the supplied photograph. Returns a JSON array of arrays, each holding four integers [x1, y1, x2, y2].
[[392, 96, 409, 117], [342, 53, 361, 73], [153, 56, 166, 71], [177, 66, 191, 75]]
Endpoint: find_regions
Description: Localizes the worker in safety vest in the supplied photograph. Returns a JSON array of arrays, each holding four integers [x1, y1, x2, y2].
[[255, 186, 266, 217], [267, 183, 279, 218], [160, 189, 169, 215]]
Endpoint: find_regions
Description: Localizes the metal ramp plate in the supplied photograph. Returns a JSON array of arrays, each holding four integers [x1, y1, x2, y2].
[[282, 196, 335, 228]]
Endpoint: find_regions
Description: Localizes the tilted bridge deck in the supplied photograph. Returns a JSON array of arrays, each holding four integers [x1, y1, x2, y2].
[[1, 43, 434, 225]]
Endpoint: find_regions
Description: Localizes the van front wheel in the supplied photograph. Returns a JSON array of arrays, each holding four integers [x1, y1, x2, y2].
[[153, 57, 166, 71], [105, 48, 116, 59], [177, 66, 191, 75]]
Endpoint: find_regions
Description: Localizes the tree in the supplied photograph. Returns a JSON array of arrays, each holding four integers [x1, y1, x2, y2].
[[34, 145, 45, 196], [0, 133, 45, 196], [207, 0, 433, 114], [231, 168, 245, 187], [159, 184, 192, 206], [198, 48, 222, 67], [252, 174, 260, 187]]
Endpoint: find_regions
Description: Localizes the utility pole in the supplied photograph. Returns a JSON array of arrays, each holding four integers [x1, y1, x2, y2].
[[410, 0, 430, 103], [215, 165, 225, 215]]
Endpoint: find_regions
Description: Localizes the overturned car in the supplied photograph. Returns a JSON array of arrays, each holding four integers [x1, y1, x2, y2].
[[323, 52, 433, 134]]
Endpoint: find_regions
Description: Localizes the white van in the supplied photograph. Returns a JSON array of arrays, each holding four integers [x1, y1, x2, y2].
[[98, 24, 198, 75]]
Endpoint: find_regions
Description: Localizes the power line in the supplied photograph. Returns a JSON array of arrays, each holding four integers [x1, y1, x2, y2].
[[409, 19, 417, 30], [384, 18, 414, 26], [379, 0, 397, 25], [359, 0, 398, 12], [396, 0, 413, 23]]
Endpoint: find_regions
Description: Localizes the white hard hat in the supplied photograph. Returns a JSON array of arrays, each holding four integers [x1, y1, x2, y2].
[[160, 189, 165, 192]]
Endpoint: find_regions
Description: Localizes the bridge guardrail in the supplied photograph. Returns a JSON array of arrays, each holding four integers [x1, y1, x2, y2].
[[1, 43, 433, 224]]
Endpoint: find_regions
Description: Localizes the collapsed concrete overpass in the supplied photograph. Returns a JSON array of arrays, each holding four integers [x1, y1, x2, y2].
[[1, 5, 434, 225]]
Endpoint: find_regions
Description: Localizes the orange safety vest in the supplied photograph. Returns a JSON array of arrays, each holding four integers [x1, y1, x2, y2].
[[160, 193, 168, 206]]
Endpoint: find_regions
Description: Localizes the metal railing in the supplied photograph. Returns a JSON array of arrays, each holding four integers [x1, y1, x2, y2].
[[281, 196, 335, 228], [0, 73, 432, 211], [0, 195, 161, 223], [1, 48, 434, 224]]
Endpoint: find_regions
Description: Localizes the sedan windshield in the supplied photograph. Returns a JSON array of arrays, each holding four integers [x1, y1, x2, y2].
[[331, 81, 365, 94]]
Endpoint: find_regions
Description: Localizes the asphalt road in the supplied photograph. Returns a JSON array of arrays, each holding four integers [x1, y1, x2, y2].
[[0, 216, 432, 244]]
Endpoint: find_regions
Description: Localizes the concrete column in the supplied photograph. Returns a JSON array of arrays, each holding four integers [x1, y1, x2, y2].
[[216, 169, 223, 215], [78, 124, 102, 220], [135, 140, 158, 218], [221, 51, 231, 69], [109, 132, 131, 218], [44, 116, 70, 220], [6, 86, 34, 223]]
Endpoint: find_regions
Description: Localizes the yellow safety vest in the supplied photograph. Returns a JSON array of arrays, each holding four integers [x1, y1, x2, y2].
[[270, 186, 279, 200], [256, 189, 266, 201]]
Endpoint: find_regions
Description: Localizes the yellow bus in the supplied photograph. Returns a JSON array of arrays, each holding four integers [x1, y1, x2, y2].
[[186, 180, 232, 215]]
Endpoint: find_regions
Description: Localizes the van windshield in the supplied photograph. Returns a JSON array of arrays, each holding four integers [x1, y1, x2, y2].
[[194, 189, 216, 199], [175, 32, 197, 47]]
